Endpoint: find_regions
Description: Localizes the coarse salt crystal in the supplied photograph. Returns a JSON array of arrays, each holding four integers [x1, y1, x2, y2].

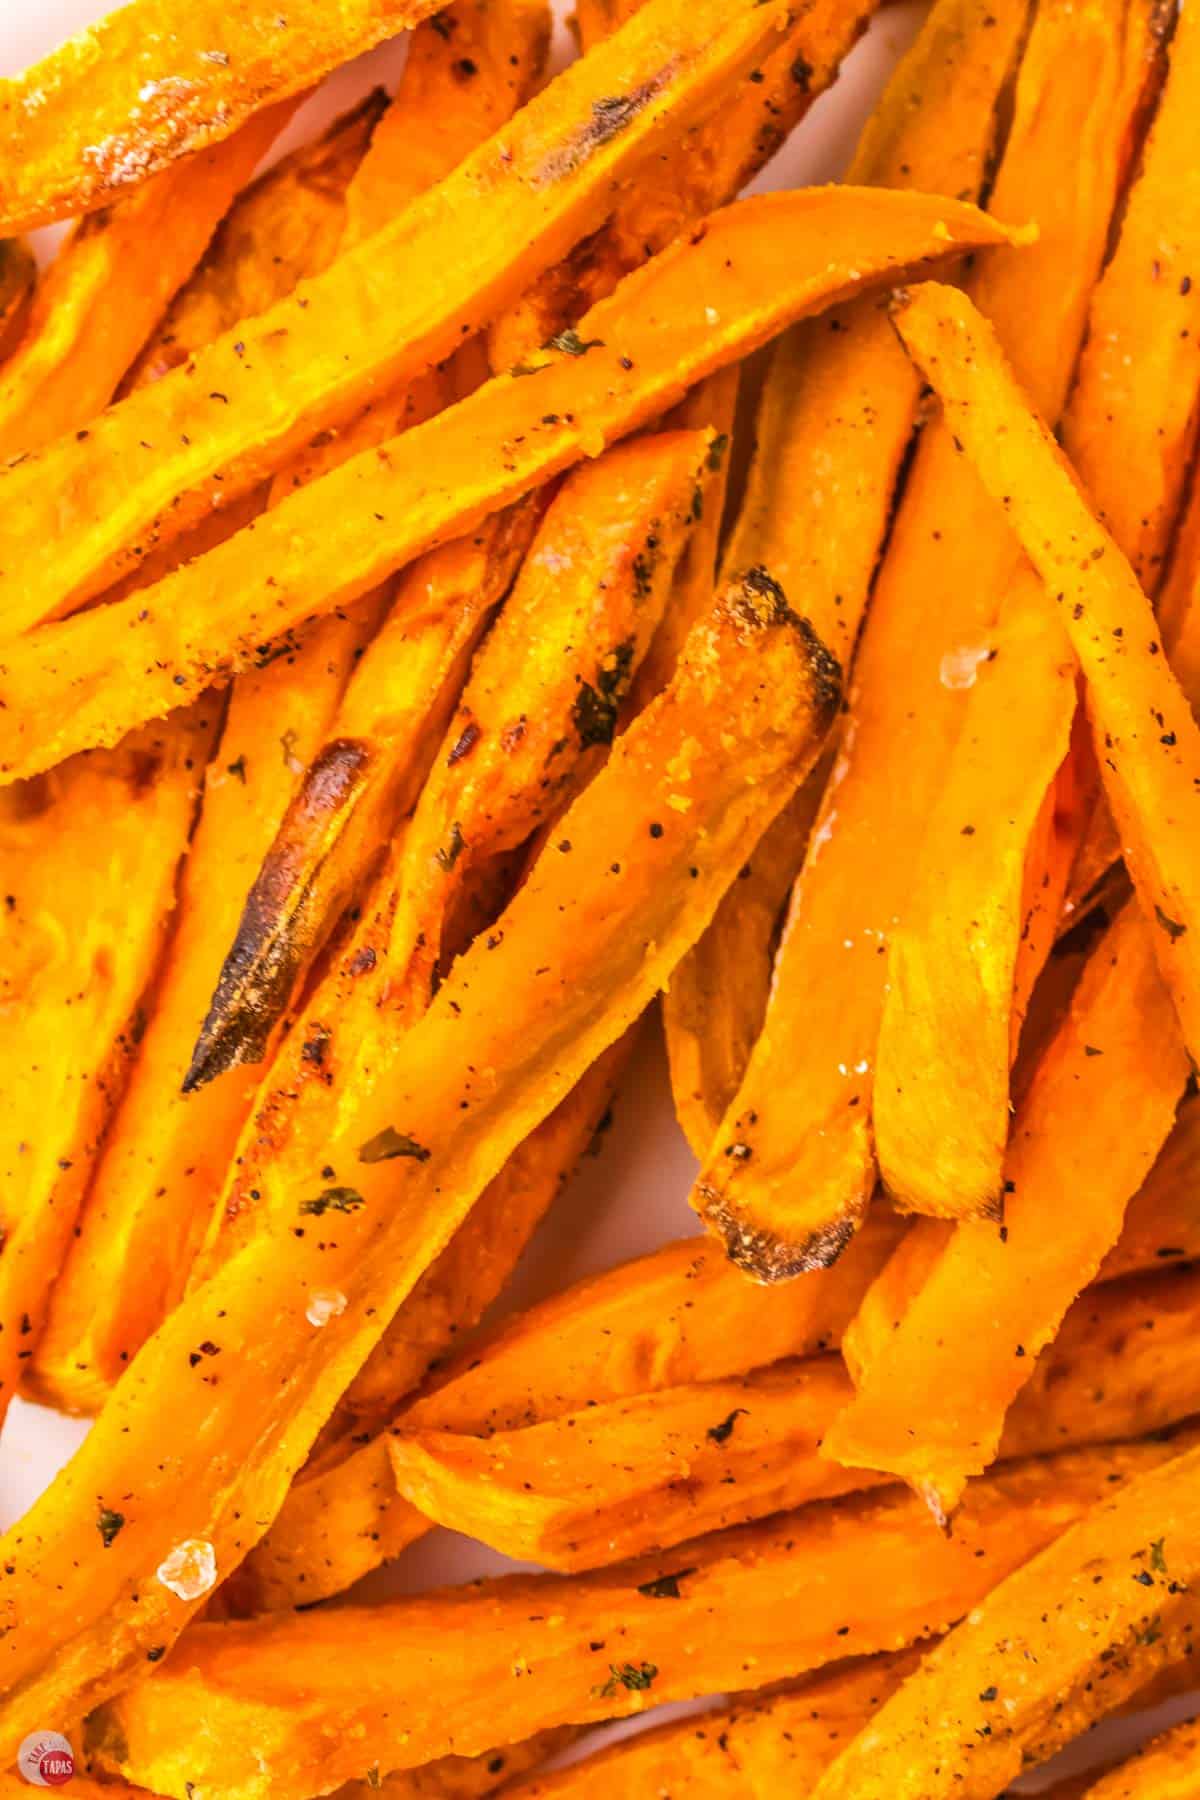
[[156, 1538, 217, 1601], [306, 1288, 348, 1329]]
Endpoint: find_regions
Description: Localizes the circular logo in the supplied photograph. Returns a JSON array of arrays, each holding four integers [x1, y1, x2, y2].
[[17, 1732, 74, 1787]]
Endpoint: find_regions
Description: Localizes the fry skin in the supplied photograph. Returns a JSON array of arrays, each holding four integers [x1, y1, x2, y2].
[[690, 0, 1157, 1275], [895, 280, 1200, 1060], [87, 1438, 1184, 1798], [0, 186, 1020, 783]]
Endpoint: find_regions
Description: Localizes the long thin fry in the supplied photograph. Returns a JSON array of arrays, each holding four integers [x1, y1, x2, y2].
[[190, 428, 706, 1089], [0, 186, 1016, 786], [691, 0, 1156, 1276], [0, 106, 295, 458], [29, 17, 547, 1410], [492, 0, 879, 367], [0, 703, 223, 1427], [895, 280, 1200, 1055], [0, 571, 838, 1747], [0, 0, 444, 234], [86, 1438, 1185, 1797], [0, 0, 819, 629], [662, 0, 1032, 1154], [811, 1439, 1200, 1800], [875, 5, 1200, 1213], [388, 1260, 1200, 1570], [197, 429, 709, 1278], [120, 92, 390, 391], [873, 605, 1079, 1214], [222, 1028, 641, 1614], [496, 1653, 922, 1798], [822, 903, 1188, 1517]]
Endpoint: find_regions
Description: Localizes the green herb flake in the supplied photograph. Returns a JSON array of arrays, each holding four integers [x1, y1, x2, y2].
[[366, 1767, 382, 1790], [435, 821, 466, 872], [298, 1186, 365, 1217], [547, 328, 605, 358], [637, 1568, 695, 1600], [98, 1505, 126, 1548], [359, 1126, 432, 1165], [707, 1407, 748, 1445], [1155, 904, 1188, 941], [1150, 1537, 1168, 1574], [706, 433, 730, 472], [592, 1660, 659, 1697]]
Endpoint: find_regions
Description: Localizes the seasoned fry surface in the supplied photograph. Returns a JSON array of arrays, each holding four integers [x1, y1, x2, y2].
[[5, 0, 1200, 1789]]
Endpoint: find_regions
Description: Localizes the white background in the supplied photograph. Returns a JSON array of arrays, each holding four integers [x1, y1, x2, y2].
[[0, 0, 1194, 1786]]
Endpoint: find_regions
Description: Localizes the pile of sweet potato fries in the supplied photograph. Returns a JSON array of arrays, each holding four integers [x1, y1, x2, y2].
[[1, 0, 1200, 1791]]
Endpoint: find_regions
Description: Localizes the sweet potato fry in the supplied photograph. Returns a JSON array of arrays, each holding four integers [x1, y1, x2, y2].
[[190, 428, 706, 1089], [121, 93, 389, 391], [182, 507, 538, 1092], [0, 107, 294, 458], [0, 186, 1016, 785], [822, 903, 1189, 1517], [0, 571, 839, 1746], [628, 368, 739, 707], [847, 1083, 1200, 1387], [223, 1030, 641, 1614], [87, 1438, 1184, 1796], [497, 1653, 922, 1798], [28, 19, 547, 1411], [492, 0, 879, 368], [388, 1260, 1200, 1570], [875, 9, 1200, 1215], [0, 0, 444, 234], [811, 1437, 1200, 1800], [895, 280, 1200, 1057], [873, 604, 1079, 1215], [1076, 1720, 1200, 1799], [0, 239, 32, 365], [661, 0, 1031, 1156], [663, 772, 829, 1157], [0, 702, 223, 1428], [1061, 0, 1200, 597], [1099, 1092, 1200, 1279], [691, 0, 1156, 1276], [1159, 454, 1200, 710], [197, 430, 708, 1281], [0, 0, 822, 629]]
